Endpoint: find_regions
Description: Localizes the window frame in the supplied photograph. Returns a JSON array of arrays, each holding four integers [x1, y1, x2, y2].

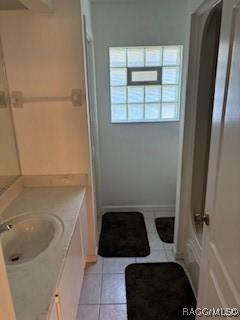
[[127, 67, 162, 86], [109, 45, 183, 124]]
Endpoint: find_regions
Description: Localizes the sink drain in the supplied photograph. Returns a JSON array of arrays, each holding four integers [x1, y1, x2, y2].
[[9, 254, 21, 262]]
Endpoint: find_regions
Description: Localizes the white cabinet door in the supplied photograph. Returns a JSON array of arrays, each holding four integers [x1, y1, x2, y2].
[[198, 0, 240, 313], [58, 216, 85, 320]]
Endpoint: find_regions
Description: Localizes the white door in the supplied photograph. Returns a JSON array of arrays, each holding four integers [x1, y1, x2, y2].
[[197, 0, 240, 315]]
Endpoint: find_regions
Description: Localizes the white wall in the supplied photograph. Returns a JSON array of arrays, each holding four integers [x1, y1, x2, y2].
[[0, 40, 20, 178], [19, 0, 53, 12], [0, 0, 90, 176], [92, 0, 189, 210], [0, 0, 98, 268], [0, 108, 19, 176]]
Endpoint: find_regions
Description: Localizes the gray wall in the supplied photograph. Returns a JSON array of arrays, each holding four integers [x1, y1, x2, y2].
[[92, 0, 189, 210]]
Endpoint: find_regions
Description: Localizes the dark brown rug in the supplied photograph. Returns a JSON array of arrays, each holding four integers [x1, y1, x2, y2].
[[125, 263, 196, 320], [155, 217, 175, 243], [98, 212, 150, 257]]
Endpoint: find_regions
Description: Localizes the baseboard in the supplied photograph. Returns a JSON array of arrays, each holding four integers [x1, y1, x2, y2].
[[100, 205, 175, 217], [85, 254, 97, 263], [183, 239, 202, 295]]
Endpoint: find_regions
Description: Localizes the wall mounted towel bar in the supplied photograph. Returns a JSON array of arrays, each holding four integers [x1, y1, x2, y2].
[[11, 89, 83, 108]]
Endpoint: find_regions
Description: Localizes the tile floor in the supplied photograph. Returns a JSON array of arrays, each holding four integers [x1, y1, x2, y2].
[[77, 211, 176, 320]]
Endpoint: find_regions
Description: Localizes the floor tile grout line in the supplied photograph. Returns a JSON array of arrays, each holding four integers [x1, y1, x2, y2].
[[163, 246, 170, 262], [89, 213, 174, 318], [98, 262, 104, 320]]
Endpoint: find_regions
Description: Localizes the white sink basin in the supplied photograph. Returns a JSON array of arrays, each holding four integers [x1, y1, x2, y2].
[[1, 213, 63, 266]]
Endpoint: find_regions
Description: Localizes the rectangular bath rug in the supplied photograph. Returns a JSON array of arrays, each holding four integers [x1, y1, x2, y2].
[[155, 217, 175, 243], [98, 212, 150, 257], [125, 263, 196, 320]]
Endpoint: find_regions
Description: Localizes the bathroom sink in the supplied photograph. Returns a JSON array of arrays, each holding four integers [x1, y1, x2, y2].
[[1, 213, 63, 266]]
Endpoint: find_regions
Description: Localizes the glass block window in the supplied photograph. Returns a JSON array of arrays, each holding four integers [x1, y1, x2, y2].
[[109, 46, 182, 123]]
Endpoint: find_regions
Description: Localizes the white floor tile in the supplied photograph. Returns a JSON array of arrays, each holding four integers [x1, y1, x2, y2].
[[163, 242, 174, 251], [79, 274, 102, 305], [136, 250, 168, 263], [81, 209, 177, 320], [148, 233, 165, 250], [162, 249, 185, 266], [99, 304, 127, 320], [85, 256, 103, 274], [77, 305, 99, 320], [145, 218, 157, 233], [101, 274, 126, 304], [103, 258, 135, 274], [142, 211, 155, 219], [165, 249, 176, 262]]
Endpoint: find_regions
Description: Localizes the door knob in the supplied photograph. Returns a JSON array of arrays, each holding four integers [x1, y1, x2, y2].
[[194, 212, 210, 226]]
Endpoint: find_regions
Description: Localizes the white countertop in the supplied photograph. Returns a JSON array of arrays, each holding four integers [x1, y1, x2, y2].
[[1, 186, 86, 320]]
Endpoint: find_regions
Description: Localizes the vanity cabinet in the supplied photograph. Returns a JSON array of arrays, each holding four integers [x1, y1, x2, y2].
[[48, 198, 87, 320]]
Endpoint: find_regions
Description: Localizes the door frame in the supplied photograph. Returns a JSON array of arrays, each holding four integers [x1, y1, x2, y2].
[[82, 19, 103, 214], [174, 0, 222, 260], [81, 14, 103, 220], [79, 14, 102, 260]]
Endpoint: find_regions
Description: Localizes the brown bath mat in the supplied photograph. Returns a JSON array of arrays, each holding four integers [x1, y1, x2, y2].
[[155, 217, 175, 243], [98, 212, 150, 257], [125, 263, 196, 320]]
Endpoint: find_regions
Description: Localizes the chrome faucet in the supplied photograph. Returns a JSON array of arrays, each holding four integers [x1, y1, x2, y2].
[[0, 223, 12, 235]]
